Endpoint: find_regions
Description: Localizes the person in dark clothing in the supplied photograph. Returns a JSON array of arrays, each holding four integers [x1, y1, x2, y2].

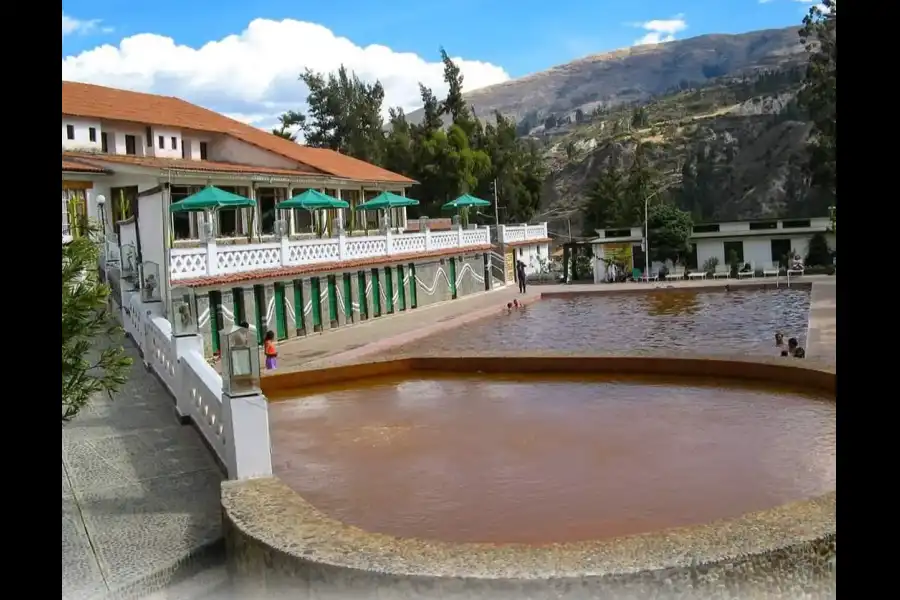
[[787, 337, 806, 358], [516, 259, 527, 293]]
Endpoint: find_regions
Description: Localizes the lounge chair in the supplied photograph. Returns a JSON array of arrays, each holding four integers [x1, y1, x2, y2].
[[665, 271, 681, 281], [737, 264, 755, 279], [642, 270, 659, 282], [687, 270, 707, 280], [712, 266, 730, 279], [787, 263, 805, 278], [762, 262, 780, 278]]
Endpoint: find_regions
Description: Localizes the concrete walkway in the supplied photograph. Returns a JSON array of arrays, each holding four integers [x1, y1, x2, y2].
[[806, 280, 836, 363], [62, 338, 225, 600]]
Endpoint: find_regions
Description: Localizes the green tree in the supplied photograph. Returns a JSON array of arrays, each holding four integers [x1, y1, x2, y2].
[[439, 48, 476, 135], [647, 202, 693, 265], [271, 111, 305, 141], [582, 158, 627, 234], [62, 228, 133, 422], [798, 0, 836, 203], [805, 232, 831, 266]]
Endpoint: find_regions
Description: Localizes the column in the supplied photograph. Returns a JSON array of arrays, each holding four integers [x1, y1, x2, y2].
[[286, 186, 295, 235], [242, 288, 257, 341], [399, 264, 411, 311], [363, 269, 376, 319], [299, 278, 313, 336], [317, 275, 332, 331], [249, 185, 260, 241], [283, 281, 297, 338], [261, 283, 276, 337], [196, 291, 213, 355], [388, 267, 400, 314], [349, 271, 361, 323], [335, 274, 348, 327], [220, 289, 235, 331], [334, 189, 344, 232]]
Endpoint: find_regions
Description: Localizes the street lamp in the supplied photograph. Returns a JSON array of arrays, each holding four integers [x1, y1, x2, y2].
[[96, 194, 107, 236]]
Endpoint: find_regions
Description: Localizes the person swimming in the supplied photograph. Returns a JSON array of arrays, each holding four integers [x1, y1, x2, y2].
[[788, 337, 806, 358], [506, 302, 513, 314], [775, 332, 785, 348]]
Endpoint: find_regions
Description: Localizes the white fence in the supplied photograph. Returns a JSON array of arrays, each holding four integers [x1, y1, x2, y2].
[[120, 287, 271, 480], [170, 225, 493, 281], [498, 223, 549, 245]]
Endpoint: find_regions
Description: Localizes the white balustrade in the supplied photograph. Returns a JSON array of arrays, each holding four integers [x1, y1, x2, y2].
[[112, 291, 272, 481], [499, 222, 549, 245], [169, 226, 495, 281]]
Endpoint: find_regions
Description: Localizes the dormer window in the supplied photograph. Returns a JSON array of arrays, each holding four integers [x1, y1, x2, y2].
[[66, 125, 74, 140]]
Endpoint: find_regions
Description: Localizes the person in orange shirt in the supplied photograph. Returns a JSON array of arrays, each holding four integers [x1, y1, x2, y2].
[[263, 330, 278, 370]]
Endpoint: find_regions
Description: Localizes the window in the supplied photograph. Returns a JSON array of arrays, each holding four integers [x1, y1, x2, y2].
[[124, 135, 137, 155], [146, 127, 152, 147], [88, 127, 97, 142], [749, 220, 778, 231], [66, 124, 74, 140], [782, 219, 811, 229], [101, 132, 108, 153], [686, 243, 698, 269], [171, 185, 202, 240], [158, 135, 164, 149], [605, 228, 631, 238], [723, 241, 744, 264], [171, 136, 177, 150], [215, 186, 248, 237], [199, 142, 208, 160], [256, 187, 286, 235], [692, 224, 720, 233]]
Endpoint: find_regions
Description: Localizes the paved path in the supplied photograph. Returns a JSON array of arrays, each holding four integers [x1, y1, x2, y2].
[[806, 280, 836, 363], [63, 338, 224, 600]]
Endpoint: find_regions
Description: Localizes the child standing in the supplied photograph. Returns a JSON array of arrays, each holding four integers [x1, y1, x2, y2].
[[263, 330, 278, 370]]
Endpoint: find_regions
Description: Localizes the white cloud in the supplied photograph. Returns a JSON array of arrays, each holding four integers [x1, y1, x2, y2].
[[61, 18, 511, 130], [633, 15, 688, 46], [62, 11, 104, 37]]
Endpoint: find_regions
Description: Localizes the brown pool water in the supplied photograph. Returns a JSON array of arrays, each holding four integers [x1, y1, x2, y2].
[[397, 287, 810, 357], [270, 373, 835, 544]]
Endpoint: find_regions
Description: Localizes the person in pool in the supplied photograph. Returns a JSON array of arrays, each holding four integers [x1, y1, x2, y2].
[[775, 332, 785, 349], [506, 302, 513, 314], [787, 337, 806, 358]]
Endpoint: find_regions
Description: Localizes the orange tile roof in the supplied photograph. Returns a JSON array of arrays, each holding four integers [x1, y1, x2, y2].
[[62, 81, 415, 185], [62, 158, 109, 173], [62, 151, 322, 178]]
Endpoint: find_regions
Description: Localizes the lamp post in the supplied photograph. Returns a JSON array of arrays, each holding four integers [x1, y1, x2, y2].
[[96, 194, 107, 237]]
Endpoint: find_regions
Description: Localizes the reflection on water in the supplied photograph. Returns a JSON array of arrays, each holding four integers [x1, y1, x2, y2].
[[271, 374, 835, 544], [398, 288, 810, 356]]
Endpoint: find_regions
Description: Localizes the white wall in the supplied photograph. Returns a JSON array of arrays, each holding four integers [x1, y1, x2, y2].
[[695, 233, 833, 271], [515, 243, 551, 275], [137, 190, 167, 303], [62, 117, 103, 151], [211, 136, 300, 169], [149, 126, 183, 159]]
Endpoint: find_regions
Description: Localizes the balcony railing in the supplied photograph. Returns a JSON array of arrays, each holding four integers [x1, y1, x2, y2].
[[498, 223, 549, 245], [169, 225, 493, 281]]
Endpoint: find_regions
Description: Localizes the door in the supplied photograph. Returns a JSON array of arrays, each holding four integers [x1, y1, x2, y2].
[[209, 291, 222, 354], [310, 277, 322, 330], [293, 280, 305, 333], [449, 258, 458, 299], [409, 263, 418, 308], [357, 271, 368, 320], [253, 285, 265, 344], [384, 267, 395, 314], [371, 268, 382, 317], [327, 275, 338, 325], [343, 274, 353, 321], [396, 266, 406, 311], [771, 239, 792, 268], [274, 284, 287, 340]]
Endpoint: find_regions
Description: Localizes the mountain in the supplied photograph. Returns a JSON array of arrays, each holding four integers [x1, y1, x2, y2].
[[407, 27, 807, 126]]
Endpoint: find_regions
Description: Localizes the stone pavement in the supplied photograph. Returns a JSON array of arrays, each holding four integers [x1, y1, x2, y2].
[[62, 337, 225, 600], [806, 280, 836, 363]]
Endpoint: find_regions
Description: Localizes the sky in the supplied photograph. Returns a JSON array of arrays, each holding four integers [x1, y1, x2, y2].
[[62, 0, 821, 131]]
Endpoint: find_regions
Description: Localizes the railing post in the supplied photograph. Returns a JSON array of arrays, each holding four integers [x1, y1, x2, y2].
[[206, 239, 218, 276], [425, 227, 432, 251], [280, 235, 289, 268], [498, 225, 506, 245], [385, 228, 394, 255], [173, 335, 204, 422], [338, 230, 347, 260], [456, 224, 464, 248], [221, 392, 273, 479]]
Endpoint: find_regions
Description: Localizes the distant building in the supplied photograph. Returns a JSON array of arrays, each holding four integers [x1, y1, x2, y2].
[[589, 217, 835, 282]]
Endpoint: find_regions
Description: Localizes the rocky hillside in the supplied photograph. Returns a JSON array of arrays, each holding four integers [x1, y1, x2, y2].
[[408, 27, 807, 126], [538, 66, 830, 232]]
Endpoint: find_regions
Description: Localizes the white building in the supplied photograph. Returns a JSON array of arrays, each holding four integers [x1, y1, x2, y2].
[[62, 81, 550, 352], [498, 223, 552, 277], [590, 217, 835, 283]]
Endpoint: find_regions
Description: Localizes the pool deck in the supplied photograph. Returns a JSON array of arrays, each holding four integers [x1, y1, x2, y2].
[[806, 280, 836, 363], [271, 275, 836, 372]]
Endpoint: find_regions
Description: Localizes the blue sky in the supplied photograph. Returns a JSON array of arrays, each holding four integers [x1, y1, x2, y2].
[[62, 1, 816, 128]]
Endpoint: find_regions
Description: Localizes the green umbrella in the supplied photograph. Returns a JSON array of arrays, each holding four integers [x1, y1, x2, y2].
[[275, 189, 349, 210], [441, 194, 492, 211], [354, 191, 420, 211], [169, 185, 255, 212]]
